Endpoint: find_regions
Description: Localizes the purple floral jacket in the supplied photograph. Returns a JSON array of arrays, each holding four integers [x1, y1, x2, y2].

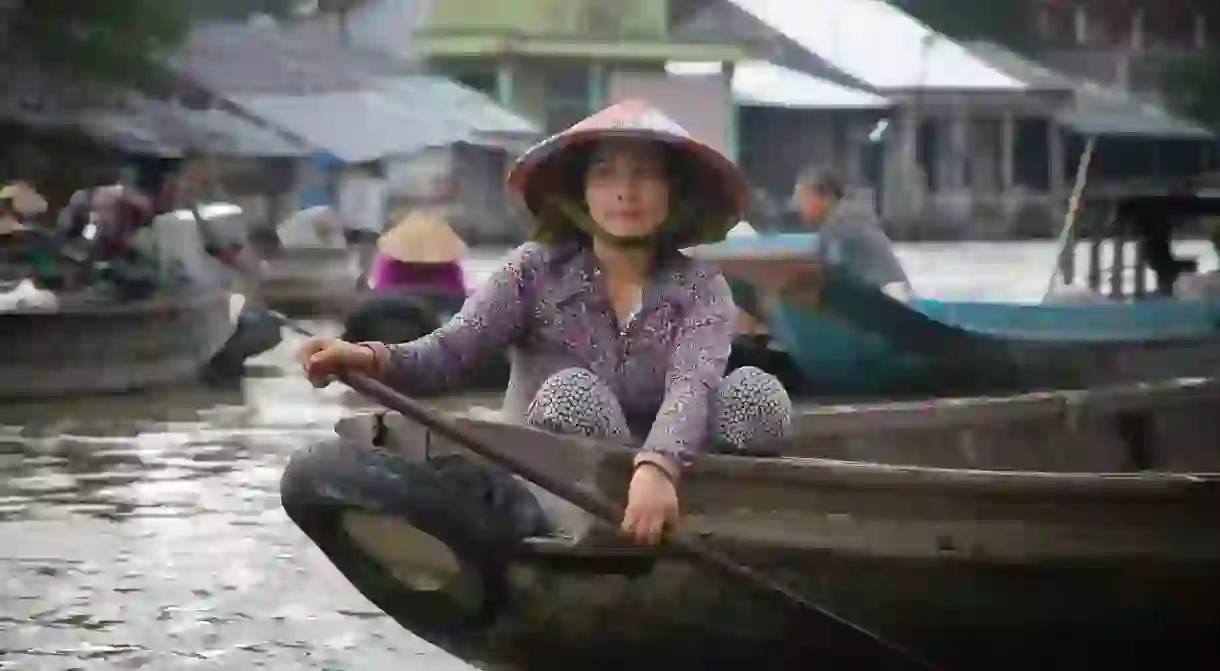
[[363, 241, 736, 479]]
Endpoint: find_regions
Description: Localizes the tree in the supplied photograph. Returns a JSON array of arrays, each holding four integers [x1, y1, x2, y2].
[[888, 0, 1039, 50], [1158, 49, 1220, 129], [1157, 3, 1220, 129], [2, 0, 300, 90]]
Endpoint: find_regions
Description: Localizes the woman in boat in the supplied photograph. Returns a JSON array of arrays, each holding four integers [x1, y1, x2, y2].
[[1, 182, 67, 290], [285, 100, 793, 547], [366, 209, 468, 297], [342, 209, 471, 344]]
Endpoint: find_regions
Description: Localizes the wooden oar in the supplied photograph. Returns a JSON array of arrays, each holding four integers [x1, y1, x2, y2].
[[271, 312, 945, 671], [1043, 136, 1097, 299]]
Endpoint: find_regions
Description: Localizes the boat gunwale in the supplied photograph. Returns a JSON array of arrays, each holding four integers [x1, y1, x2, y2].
[[786, 375, 1220, 436], [0, 285, 233, 318], [449, 415, 1220, 500]]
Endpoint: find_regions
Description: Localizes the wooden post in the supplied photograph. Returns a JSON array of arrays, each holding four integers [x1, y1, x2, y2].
[[1048, 126, 1065, 204], [722, 61, 738, 163], [1087, 232, 1102, 292], [1000, 112, 1016, 192], [1133, 235, 1148, 298], [496, 60, 515, 111], [587, 61, 605, 113], [1110, 223, 1127, 299]]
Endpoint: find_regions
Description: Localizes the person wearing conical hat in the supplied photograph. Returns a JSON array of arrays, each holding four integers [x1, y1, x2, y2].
[[0, 181, 48, 235], [0, 182, 67, 289], [367, 209, 468, 296], [286, 100, 792, 550]]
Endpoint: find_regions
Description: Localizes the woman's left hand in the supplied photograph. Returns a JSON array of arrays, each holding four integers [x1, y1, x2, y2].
[[621, 464, 679, 545]]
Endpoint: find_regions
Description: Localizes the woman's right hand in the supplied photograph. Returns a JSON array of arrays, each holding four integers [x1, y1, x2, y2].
[[296, 337, 377, 388]]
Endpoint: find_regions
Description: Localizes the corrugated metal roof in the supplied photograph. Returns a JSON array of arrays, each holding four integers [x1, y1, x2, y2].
[[966, 41, 1214, 140], [734, 61, 891, 109], [374, 78, 538, 136], [80, 99, 309, 157], [672, 0, 874, 93], [226, 76, 541, 163], [170, 19, 410, 95], [0, 69, 308, 157], [728, 0, 1024, 90], [1059, 87, 1214, 139]]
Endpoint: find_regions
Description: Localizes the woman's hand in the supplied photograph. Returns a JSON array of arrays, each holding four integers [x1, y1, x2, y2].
[[296, 337, 377, 388], [621, 463, 679, 545]]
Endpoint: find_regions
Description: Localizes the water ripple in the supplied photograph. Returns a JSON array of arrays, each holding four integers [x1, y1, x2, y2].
[[0, 335, 477, 670]]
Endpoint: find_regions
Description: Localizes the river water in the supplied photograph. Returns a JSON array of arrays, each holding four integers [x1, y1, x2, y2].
[[2, 240, 1214, 670]]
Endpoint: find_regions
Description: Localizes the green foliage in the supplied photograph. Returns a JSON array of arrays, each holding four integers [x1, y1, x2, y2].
[[5, 0, 299, 89], [887, 0, 1039, 49], [187, 0, 303, 21], [1156, 1, 1220, 129], [1158, 49, 1220, 130], [7, 0, 192, 88]]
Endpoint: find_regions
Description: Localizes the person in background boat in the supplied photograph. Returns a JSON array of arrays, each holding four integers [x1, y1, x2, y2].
[[793, 165, 913, 301], [366, 209, 468, 297], [1132, 207, 1198, 297], [1176, 223, 1220, 299], [0, 182, 71, 291], [287, 100, 794, 546], [340, 209, 472, 345], [55, 158, 239, 297], [0, 187, 58, 308], [276, 204, 349, 250]]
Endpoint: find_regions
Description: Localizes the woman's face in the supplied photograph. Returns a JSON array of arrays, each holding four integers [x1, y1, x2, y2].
[[584, 138, 670, 239]]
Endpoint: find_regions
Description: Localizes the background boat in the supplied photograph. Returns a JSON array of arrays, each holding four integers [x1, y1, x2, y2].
[[0, 287, 237, 398], [689, 231, 1220, 397]]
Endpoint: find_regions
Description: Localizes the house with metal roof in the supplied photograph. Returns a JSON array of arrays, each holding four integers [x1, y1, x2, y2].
[[306, 0, 757, 157], [168, 17, 543, 244], [965, 40, 1213, 184], [0, 51, 315, 212], [678, 0, 1214, 239]]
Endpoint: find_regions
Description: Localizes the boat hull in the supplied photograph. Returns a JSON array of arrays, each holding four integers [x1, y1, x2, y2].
[[0, 288, 236, 398], [693, 236, 1220, 397], [259, 248, 363, 318], [769, 289, 1220, 397], [285, 456, 1220, 671], [281, 382, 1220, 670]]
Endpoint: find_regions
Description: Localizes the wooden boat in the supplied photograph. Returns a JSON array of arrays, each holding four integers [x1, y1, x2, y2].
[[0, 286, 237, 398], [281, 375, 1220, 670], [258, 246, 364, 317], [686, 192, 1220, 398]]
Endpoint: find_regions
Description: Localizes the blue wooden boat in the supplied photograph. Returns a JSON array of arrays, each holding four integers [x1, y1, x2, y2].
[[689, 193, 1220, 396]]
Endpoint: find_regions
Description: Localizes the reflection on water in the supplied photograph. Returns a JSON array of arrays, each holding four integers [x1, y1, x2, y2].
[[0, 330, 478, 670], [1, 241, 1216, 670]]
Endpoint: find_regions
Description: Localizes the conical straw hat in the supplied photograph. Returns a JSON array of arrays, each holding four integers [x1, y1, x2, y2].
[[0, 182, 48, 216], [506, 99, 746, 247], [378, 210, 468, 263]]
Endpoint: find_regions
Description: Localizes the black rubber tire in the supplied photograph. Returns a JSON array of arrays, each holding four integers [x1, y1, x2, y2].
[[342, 292, 441, 344], [279, 433, 546, 642], [204, 307, 284, 379]]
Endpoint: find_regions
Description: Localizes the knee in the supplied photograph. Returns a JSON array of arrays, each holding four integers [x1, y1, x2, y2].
[[711, 366, 793, 453], [525, 367, 630, 440]]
